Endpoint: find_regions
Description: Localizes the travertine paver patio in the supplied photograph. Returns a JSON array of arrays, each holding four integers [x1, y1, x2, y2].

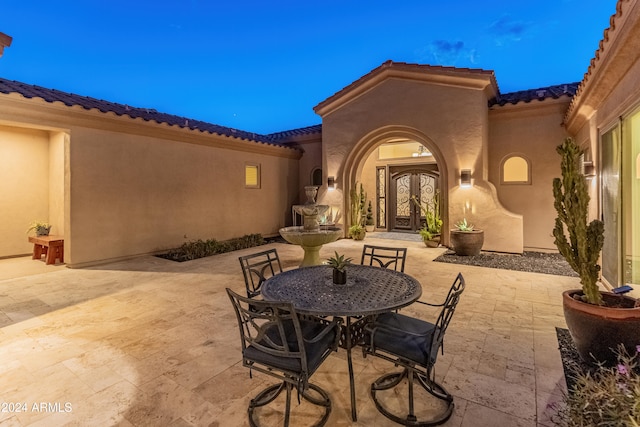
[[0, 235, 578, 426]]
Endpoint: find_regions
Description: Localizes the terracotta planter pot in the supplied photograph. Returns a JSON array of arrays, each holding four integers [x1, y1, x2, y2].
[[563, 289, 640, 365], [450, 230, 484, 256], [423, 234, 441, 248]]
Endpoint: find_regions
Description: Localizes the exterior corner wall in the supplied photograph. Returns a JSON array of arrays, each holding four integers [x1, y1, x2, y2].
[[488, 100, 572, 251]]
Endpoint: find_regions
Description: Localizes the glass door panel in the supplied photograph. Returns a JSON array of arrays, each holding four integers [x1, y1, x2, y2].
[[601, 126, 621, 286], [622, 110, 640, 286]]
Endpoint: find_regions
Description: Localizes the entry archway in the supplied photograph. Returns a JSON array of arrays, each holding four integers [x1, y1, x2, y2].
[[341, 126, 449, 244]]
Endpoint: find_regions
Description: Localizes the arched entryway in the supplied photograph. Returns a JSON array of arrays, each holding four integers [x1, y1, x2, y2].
[[341, 126, 449, 242]]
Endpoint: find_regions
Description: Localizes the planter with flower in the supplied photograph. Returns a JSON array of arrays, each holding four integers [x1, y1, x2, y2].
[[553, 137, 640, 365], [327, 251, 352, 285], [450, 218, 483, 256], [27, 221, 52, 236], [411, 191, 442, 248]]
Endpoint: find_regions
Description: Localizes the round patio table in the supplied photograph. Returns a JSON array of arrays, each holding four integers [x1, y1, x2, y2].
[[261, 264, 422, 421]]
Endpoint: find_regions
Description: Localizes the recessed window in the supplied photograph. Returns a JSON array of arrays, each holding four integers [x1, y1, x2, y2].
[[501, 155, 531, 184], [311, 168, 323, 186], [245, 163, 260, 188]]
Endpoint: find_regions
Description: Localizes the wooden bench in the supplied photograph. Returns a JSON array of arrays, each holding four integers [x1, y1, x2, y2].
[[29, 235, 64, 265]]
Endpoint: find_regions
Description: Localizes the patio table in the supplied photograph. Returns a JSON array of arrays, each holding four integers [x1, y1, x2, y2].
[[261, 264, 422, 421]]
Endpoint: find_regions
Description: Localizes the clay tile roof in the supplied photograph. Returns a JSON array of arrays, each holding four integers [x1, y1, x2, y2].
[[266, 124, 322, 142], [315, 60, 498, 113], [0, 78, 291, 147], [490, 82, 580, 106], [564, 0, 627, 123]]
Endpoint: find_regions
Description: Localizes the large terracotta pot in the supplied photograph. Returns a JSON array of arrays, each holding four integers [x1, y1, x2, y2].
[[563, 289, 640, 365], [450, 230, 484, 256]]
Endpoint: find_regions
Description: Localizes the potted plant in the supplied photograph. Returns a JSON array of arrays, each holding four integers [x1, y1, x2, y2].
[[349, 183, 367, 240], [27, 221, 52, 236], [449, 218, 484, 256], [348, 224, 366, 241], [411, 191, 442, 248], [365, 201, 375, 232], [553, 137, 640, 365], [551, 344, 640, 426], [327, 251, 352, 284]]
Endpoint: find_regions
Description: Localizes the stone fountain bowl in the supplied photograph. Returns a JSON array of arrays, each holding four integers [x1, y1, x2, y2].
[[279, 226, 343, 267], [279, 226, 342, 247]]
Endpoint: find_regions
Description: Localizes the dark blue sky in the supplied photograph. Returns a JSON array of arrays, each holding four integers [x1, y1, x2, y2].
[[1, 1, 618, 134]]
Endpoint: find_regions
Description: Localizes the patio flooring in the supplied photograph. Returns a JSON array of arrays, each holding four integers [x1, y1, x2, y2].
[[0, 235, 577, 426]]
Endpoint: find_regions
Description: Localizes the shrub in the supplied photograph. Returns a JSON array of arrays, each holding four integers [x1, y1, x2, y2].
[[160, 234, 265, 262], [551, 344, 640, 427]]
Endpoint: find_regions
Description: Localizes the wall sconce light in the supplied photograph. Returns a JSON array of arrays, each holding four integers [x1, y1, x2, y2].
[[583, 161, 596, 179], [460, 169, 472, 188], [327, 176, 336, 190]]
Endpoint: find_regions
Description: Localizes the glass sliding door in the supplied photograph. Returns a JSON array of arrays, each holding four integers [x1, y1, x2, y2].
[[601, 125, 621, 286], [622, 109, 640, 286]]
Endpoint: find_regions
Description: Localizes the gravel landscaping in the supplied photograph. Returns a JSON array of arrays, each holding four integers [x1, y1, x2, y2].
[[434, 250, 578, 277]]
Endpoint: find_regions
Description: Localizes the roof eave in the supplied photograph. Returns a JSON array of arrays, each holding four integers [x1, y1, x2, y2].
[[314, 61, 498, 118]]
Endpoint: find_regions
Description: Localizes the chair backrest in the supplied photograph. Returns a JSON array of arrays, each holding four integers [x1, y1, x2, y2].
[[226, 287, 309, 374], [361, 245, 407, 272], [238, 248, 282, 298], [429, 273, 465, 363]]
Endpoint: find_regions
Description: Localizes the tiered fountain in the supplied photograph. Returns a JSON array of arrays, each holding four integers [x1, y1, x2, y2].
[[279, 186, 342, 267]]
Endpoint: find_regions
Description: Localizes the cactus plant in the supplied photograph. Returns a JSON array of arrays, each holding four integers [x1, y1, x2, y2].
[[552, 137, 605, 305]]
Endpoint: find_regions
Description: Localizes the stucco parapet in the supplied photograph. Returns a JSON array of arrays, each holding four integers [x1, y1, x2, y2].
[[564, 0, 639, 133], [314, 61, 498, 117], [0, 93, 302, 159]]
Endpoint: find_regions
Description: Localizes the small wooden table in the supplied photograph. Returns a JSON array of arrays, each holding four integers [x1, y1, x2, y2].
[[29, 235, 64, 265]]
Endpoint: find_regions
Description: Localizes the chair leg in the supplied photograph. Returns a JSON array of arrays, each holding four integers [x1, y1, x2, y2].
[[371, 368, 454, 427], [248, 381, 332, 427]]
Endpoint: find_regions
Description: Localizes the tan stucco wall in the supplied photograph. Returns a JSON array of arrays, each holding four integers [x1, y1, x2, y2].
[[0, 95, 301, 266], [488, 99, 572, 250], [67, 127, 299, 266], [0, 125, 50, 257], [318, 76, 523, 253], [296, 139, 323, 205]]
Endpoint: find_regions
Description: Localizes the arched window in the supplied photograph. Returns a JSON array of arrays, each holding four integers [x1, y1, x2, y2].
[[311, 168, 323, 186], [501, 155, 531, 185]]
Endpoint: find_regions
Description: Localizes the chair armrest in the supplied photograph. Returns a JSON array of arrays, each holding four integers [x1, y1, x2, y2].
[[415, 300, 444, 307], [304, 318, 343, 344]]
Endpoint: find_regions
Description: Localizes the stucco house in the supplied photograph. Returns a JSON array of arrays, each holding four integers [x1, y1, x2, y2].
[[0, 0, 638, 291]]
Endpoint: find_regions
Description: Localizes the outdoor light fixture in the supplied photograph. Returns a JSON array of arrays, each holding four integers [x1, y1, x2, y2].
[[583, 161, 596, 179], [327, 176, 336, 190], [460, 169, 472, 188]]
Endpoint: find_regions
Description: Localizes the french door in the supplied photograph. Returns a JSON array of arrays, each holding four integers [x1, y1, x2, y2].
[[389, 167, 439, 232]]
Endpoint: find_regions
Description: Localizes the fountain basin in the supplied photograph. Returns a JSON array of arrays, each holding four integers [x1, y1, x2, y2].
[[279, 226, 342, 267]]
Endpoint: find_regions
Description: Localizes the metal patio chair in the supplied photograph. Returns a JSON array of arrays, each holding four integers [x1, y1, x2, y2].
[[226, 288, 341, 427], [238, 248, 282, 299], [360, 244, 408, 272], [362, 273, 465, 426]]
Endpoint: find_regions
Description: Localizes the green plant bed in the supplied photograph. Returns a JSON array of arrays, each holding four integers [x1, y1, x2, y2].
[[157, 234, 265, 262]]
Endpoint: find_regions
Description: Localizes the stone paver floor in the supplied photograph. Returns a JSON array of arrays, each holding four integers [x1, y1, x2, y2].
[[0, 235, 578, 426]]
